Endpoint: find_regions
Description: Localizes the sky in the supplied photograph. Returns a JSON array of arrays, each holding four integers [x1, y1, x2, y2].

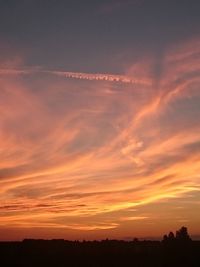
[[0, 0, 200, 241]]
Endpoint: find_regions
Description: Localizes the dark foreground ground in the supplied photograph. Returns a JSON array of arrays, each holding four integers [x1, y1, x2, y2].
[[0, 239, 200, 267]]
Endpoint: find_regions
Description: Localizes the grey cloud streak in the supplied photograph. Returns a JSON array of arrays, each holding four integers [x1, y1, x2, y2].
[[0, 68, 152, 85]]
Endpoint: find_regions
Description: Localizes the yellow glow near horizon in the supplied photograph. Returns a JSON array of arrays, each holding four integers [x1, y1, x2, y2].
[[0, 39, 200, 240]]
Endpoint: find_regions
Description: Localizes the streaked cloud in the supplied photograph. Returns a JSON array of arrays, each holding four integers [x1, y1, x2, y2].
[[0, 38, 200, 239], [0, 68, 152, 85]]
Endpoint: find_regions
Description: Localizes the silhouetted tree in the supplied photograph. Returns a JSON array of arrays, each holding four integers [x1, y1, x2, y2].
[[168, 231, 175, 241], [163, 234, 168, 242], [162, 227, 191, 243], [176, 226, 191, 242], [162, 231, 175, 243]]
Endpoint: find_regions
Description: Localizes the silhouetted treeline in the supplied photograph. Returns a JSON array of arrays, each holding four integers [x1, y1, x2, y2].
[[0, 227, 200, 267]]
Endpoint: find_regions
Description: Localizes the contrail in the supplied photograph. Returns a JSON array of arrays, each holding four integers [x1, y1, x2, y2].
[[0, 68, 31, 75], [50, 70, 151, 85], [0, 68, 151, 85]]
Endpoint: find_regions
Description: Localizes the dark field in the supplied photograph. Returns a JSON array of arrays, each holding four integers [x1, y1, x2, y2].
[[0, 239, 200, 267]]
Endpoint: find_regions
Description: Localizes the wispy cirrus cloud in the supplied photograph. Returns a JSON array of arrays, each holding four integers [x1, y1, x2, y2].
[[0, 38, 200, 239]]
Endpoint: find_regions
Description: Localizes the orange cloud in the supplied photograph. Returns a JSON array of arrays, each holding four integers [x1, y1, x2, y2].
[[0, 38, 200, 239]]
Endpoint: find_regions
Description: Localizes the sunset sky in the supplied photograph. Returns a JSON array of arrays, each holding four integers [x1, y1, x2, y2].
[[0, 0, 200, 241]]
